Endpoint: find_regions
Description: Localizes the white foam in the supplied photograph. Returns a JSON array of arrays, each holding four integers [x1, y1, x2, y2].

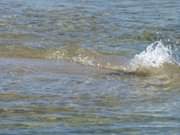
[[129, 40, 177, 70]]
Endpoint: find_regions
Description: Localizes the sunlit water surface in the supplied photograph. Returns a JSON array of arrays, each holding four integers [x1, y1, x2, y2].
[[0, 0, 180, 134]]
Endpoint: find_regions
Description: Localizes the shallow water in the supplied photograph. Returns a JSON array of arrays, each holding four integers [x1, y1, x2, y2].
[[0, 0, 180, 134]]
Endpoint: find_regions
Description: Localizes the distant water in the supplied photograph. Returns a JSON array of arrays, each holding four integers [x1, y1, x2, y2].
[[0, 0, 180, 134]]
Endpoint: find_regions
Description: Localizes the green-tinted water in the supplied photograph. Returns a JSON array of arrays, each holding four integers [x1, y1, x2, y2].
[[0, 0, 180, 134]]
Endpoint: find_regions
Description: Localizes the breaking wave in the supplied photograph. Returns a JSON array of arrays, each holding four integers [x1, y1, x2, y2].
[[45, 40, 180, 81], [0, 41, 179, 76], [127, 40, 179, 73], [130, 40, 178, 68]]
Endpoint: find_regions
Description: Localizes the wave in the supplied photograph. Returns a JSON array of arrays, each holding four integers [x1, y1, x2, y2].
[[130, 40, 178, 68], [127, 40, 180, 74], [0, 45, 47, 59], [0, 41, 179, 76]]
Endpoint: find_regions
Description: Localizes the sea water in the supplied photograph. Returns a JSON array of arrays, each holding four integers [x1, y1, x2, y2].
[[0, 0, 180, 134]]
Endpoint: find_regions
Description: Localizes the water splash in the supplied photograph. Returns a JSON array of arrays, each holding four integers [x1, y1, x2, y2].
[[129, 40, 179, 71], [0, 40, 179, 76]]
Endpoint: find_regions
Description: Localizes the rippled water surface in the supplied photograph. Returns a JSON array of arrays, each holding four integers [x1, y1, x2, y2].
[[0, 0, 180, 134]]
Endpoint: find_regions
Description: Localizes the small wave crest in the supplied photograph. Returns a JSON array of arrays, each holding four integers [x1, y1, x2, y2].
[[128, 40, 179, 73], [0, 41, 179, 77], [46, 46, 97, 66]]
